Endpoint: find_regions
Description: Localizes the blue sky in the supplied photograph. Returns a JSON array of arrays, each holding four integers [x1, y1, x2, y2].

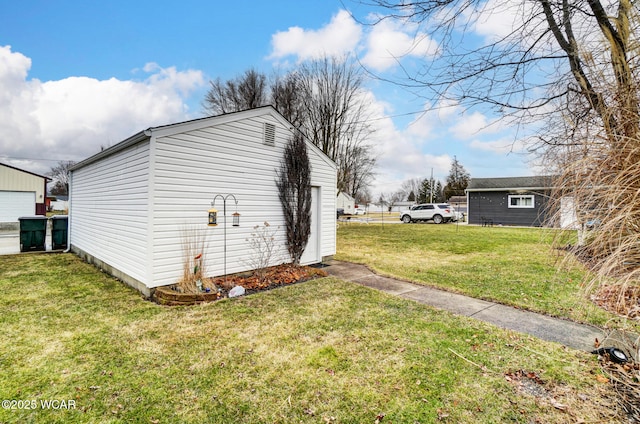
[[0, 0, 536, 196]]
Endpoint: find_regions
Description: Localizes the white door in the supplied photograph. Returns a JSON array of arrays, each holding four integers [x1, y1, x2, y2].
[[300, 187, 320, 265], [0, 191, 36, 222]]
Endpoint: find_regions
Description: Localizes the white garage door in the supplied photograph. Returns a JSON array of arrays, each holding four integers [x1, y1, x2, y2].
[[0, 191, 36, 222]]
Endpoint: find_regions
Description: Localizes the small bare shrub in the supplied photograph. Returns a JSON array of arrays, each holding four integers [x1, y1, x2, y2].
[[246, 221, 279, 282]]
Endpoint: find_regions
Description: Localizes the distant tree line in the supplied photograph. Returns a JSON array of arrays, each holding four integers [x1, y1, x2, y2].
[[379, 157, 470, 210]]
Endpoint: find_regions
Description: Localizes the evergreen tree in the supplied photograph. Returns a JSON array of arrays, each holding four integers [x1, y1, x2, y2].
[[443, 157, 470, 200]]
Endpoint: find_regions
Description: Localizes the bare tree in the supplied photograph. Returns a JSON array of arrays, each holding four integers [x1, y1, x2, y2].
[[339, 144, 377, 199], [276, 132, 312, 265], [297, 55, 377, 195], [380, 190, 406, 211], [271, 71, 305, 128], [400, 177, 423, 202], [365, 0, 640, 306], [203, 68, 268, 115], [203, 60, 378, 198], [48, 160, 76, 195]]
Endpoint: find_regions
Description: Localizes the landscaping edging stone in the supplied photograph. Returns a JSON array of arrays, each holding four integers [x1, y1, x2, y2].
[[153, 286, 221, 306], [152, 264, 329, 306]]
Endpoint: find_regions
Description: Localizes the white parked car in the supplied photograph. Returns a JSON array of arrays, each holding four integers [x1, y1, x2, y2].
[[399, 203, 457, 224], [354, 208, 366, 215]]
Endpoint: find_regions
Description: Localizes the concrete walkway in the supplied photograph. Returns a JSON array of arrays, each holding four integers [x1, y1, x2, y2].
[[325, 260, 614, 353]]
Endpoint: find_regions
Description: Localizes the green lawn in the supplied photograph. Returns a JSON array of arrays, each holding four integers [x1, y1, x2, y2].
[[0, 254, 621, 423], [336, 223, 623, 328]]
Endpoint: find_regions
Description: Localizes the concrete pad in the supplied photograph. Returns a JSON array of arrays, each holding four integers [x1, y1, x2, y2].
[[323, 261, 373, 281], [0, 233, 20, 255], [471, 304, 603, 351], [0, 231, 54, 255], [324, 260, 611, 353], [400, 287, 497, 317], [352, 274, 422, 296]]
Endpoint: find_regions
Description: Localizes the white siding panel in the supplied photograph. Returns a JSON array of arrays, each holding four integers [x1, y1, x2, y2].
[[149, 113, 335, 287], [71, 107, 336, 292], [307, 143, 337, 259], [70, 141, 151, 284]]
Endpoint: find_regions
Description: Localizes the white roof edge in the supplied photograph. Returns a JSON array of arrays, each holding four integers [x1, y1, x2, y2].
[[70, 106, 336, 172], [465, 186, 554, 192], [70, 130, 149, 171]]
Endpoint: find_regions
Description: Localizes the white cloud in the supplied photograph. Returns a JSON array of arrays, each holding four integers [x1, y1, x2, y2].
[[468, 0, 522, 41], [470, 137, 525, 154], [268, 10, 362, 61], [0, 45, 205, 175], [268, 9, 437, 73], [405, 98, 461, 139], [450, 111, 489, 139], [363, 95, 451, 192], [361, 19, 438, 72]]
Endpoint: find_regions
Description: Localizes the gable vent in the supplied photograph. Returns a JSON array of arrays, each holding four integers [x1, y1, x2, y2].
[[263, 123, 276, 146]]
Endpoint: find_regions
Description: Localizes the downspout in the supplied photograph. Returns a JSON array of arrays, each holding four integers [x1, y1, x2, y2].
[[64, 170, 72, 253]]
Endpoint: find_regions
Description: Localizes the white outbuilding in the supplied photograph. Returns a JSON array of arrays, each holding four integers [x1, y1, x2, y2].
[[336, 192, 355, 215], [69, 106, 337, 296]]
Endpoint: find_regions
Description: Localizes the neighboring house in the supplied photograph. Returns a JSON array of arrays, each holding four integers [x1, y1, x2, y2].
[[69, 106, 337, 296], [466, 176, 555, 227], [389, 201, 415, 213], [0, 162, 50, 224], [336, 192, 355, 214], [49, 195, 69, 212]]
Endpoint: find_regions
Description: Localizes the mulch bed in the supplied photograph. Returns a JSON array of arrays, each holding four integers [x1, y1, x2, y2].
[[153, 264, 328, 306], [592, 284, 640, 320]]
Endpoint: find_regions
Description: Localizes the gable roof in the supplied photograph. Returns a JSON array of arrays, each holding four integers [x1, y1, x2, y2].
[[1, 162, 51, 181], [466, 176, 555, 191], [71, 106, 335, 171], [337, 192, 355, 201]]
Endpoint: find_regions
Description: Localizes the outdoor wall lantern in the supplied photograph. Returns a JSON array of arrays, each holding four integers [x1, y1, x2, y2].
[[208, 208, 218, 227]]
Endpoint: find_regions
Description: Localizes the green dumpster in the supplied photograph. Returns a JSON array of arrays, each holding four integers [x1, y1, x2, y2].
[[51, 215, 68, 250], [18, 216, 48, 252]]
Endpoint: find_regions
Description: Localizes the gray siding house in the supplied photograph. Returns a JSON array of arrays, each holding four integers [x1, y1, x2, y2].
[[466, 176, 555, 227], [69, 106, 337, 296]]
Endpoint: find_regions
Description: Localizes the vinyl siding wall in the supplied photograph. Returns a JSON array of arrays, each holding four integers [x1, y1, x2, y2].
[[0, 165, 46, 199], [70, 141, 151, 284], [149, 113, 336, 288], [468, 191, 550, 227], [310, 145, 337, 259]]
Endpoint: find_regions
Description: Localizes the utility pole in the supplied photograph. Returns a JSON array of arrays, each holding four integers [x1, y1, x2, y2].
[[430, 168, 434, 203]]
